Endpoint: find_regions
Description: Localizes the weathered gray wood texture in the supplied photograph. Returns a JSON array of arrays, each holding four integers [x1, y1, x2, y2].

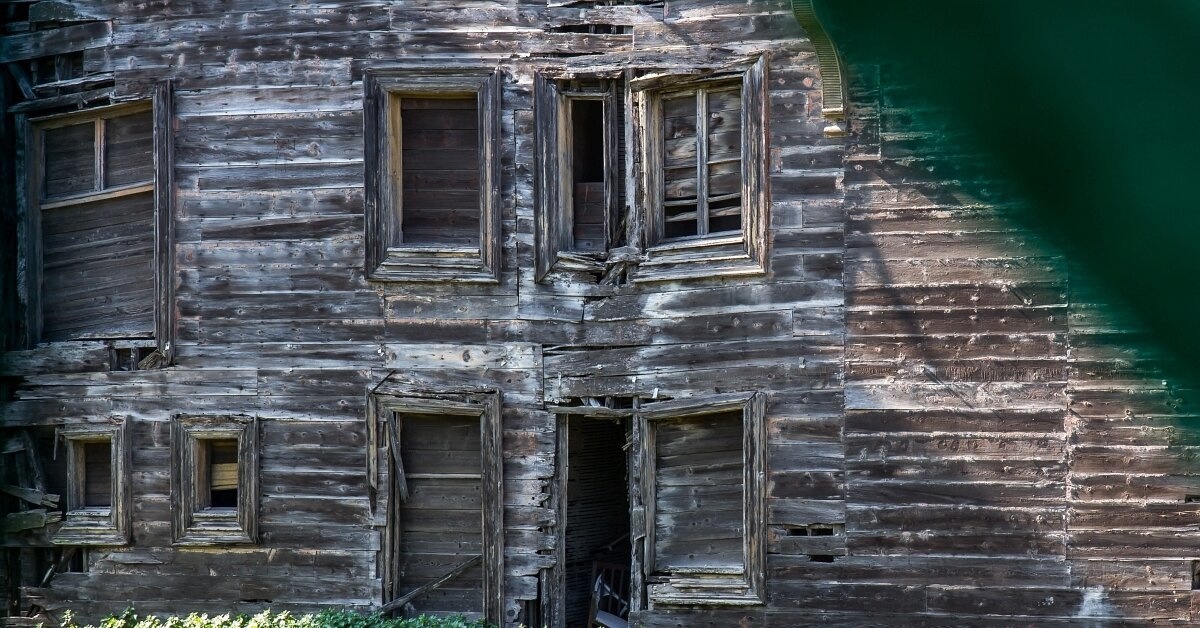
[[2, 1, 1197, 626]]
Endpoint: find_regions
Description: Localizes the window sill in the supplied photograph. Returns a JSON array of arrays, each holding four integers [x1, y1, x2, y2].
[[173, 516, 254, 546], [53, 510, 127, 546], [631, 236, 765, 283], [648, 575, 764, 607], [370, 246, 499, 284]]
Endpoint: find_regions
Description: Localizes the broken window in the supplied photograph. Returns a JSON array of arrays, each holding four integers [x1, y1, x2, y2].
[[171, 415, 258, 545], [534, 74, 625, 280], [364, 68, 501, 283], [370, 391, 503, 623], [20, 84, 174, 358], [633, 393, 766, 606], [632, 56, 769, 282], [54, 420, 130, 546]]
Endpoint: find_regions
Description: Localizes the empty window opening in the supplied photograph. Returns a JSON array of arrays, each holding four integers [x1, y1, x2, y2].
[[204, 439, 239, 509], [399, 96, 481, 247], [570, 99, 606, 253], [392, 412, 485, 615], [660, 85, 743, 241], [548, 23, 630, 35], [563, 417, 630, 628], [110, 346, 156, 372], [31, 52, 85, 85], [785, 524, 842, 537], [81, 441, 111, 508]]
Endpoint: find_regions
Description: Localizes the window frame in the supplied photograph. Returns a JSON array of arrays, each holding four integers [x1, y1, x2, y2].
[[17, 82, 176, 358], [533, 71, 623, 281], [53, 419, 131, 546], [632, 392, 766, 607], [170, 414, 259, 546], [368, 389, 504, 624], [631, 55, 769, 283], [363, 66, 502, 283]]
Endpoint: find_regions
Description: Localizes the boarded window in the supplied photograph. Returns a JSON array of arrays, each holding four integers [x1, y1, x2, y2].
[[660, 84, 743, 241], [82, 441, 112, 508], [635, 392, 766, 605], [399, 97, 481, 246], [33, 104, 155, 342], [633, 57, 767, 281], [395, 413, 484, 615], [370, 389, 503, 622], [652, 410, 744, 571], [363, 68, 501, 283]]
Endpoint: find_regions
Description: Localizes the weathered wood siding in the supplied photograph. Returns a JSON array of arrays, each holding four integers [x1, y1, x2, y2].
[[2, 1, 1198, 627]]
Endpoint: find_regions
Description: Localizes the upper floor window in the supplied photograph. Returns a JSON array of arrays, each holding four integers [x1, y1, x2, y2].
[[534, 74, 625, 281], [28, 103, 153, 341], [633, 56, 768, 282], [364, 67, 501, 283], [20, 84, 175, 358]]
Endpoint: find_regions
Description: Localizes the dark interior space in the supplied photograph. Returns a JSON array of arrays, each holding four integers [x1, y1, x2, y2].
[[570, 99, 606, 252], [564, 417, 631, 628]]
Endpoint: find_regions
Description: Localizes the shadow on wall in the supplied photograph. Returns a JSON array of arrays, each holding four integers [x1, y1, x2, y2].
[[816, 0, 1200, 391]]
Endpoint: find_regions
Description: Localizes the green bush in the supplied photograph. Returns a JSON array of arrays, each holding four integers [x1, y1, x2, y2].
[[62, 609, 495, 628]]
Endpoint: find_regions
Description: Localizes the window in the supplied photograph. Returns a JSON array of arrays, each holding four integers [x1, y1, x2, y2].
[[632, 56, 768, 282], [369, 389, 503, 624], [54, 420, 130, 546], [534, 74, 624, 280], [363, 67, 501, 283], [632, 392, 766, 606], [171, 415, 258, 545], [20, 83, 174, 355]]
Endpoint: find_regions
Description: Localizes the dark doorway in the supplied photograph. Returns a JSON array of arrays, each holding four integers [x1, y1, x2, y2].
[[562, 417, 631, 628]]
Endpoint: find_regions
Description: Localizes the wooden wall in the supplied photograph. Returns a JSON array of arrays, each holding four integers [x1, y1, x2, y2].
[[2, 1, 1199, 626]]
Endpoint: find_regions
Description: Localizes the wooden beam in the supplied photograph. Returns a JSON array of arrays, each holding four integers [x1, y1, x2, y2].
[[378, 554, 482, 614]]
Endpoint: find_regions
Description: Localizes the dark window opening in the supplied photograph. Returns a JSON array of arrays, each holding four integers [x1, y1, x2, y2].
[[82, 441, 111, 508], [31, 52, 84, 85], [205, 439, 239, 509], [400, 96, 481, 247], [110, 346, 155, 372], [809, 555, 836, 563], [564, 417, 630, 628], [570, 99, 606, 253]]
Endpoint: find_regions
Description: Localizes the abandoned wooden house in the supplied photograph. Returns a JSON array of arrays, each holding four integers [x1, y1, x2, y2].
[[3, 1, 1200, 626]]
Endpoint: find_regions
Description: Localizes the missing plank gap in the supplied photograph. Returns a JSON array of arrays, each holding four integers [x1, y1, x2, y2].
[[809, 555, 836, 563], [785, 524, 842, 537], [1185, 495, 1200, 503]]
